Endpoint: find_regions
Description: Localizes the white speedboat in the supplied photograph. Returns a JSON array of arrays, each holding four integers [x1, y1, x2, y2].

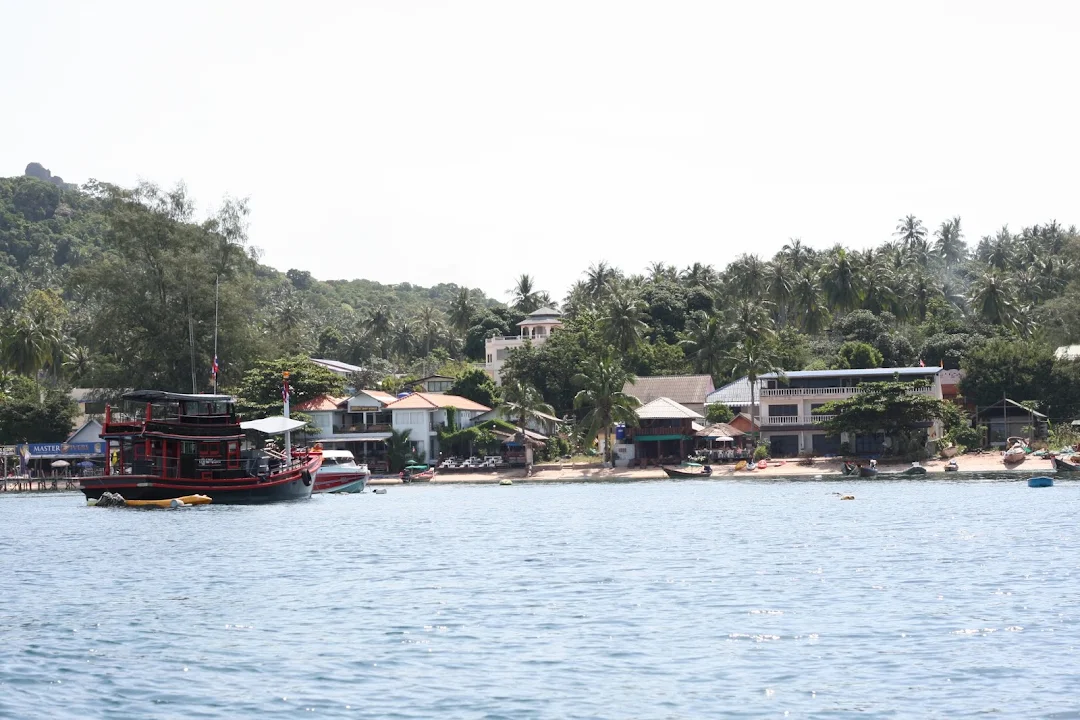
[[312, 450, 370, 494]]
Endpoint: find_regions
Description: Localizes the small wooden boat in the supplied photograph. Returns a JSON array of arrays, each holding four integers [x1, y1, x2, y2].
[[1028, 476, 1053, 488], [1002, 451, 1026, 466], [843, 461, 878, 477], [944, 460, 959, 472], [756, 460, 768, 470], [1051, 456, 1079, 472], [899, 464, 927, 476], [401, 464, 435, 483], [662, 463, 713, 479]]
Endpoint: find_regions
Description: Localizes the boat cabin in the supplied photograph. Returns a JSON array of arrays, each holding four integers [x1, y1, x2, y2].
[[102, 390, 258, 480]]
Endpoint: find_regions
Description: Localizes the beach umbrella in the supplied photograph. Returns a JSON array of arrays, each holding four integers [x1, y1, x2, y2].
[[51, 460, 70, 468]]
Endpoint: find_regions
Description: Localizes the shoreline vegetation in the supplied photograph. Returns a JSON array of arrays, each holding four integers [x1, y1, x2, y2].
[[3, 170, 1080, 461]]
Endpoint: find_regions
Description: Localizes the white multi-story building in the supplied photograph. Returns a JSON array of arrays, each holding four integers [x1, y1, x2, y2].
[[755, 367, 944, 457], [484, 307, 563, 383], [386, 392, 491, 463]]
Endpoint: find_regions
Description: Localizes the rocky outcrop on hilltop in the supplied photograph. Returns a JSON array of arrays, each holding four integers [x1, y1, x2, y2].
[[25, 162, 76, 190]]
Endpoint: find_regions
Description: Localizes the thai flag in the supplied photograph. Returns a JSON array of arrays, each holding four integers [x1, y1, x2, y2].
[[282, 378, 290, 402], [211, 355, 219, 378], [919, 358, 925, 367]]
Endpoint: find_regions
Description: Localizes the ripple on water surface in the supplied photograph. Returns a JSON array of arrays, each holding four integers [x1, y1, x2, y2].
[[1, 478, 1079, 718]]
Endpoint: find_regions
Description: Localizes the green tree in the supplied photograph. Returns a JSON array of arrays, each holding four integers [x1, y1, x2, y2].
[[234, 355, 346, 420], [448, 287, 474, 335], [449, 367, 499, 408], [0, 375, 78, 443], [959, 338, 1053, 408], [814, 378, 947, 457], [572, 358, 641, 464], [501, 380, 556, 445], [969, 271, 1018, 328], [679, 311, 730, 381], [821, 247, 860, 313], [599, 290, 649, 353], [385, 428, 416, 472], [705, 402, 734, 424], [833, 341, 883, 369], [726, 337, 784, 440], [510, 274, 543, 313]]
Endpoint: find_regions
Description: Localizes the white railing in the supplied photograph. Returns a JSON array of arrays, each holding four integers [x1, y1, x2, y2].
[[760, 415, 836, 426], [760, 385, 934, 398]]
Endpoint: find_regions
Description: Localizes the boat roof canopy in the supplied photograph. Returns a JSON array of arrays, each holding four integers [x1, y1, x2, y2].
[[122, 390, 235, 404]]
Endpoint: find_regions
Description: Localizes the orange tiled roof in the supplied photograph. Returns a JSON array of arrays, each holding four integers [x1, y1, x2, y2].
[[293, 395, 347, 412], [385, 392, 491, 412]]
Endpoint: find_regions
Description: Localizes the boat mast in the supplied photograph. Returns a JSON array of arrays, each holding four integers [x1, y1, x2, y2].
[[213, 275, 219, 395], [283, 370, 292, 462], [188, 315, 197, 394]]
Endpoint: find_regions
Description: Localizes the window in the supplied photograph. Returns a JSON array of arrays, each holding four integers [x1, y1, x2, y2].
[[496, 348, 510, 361], [768, 404, 798, 417], [487, 354, 493, 364]]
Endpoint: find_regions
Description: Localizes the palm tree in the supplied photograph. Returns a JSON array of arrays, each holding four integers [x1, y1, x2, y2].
[[369, 305, 392, 357], [648, 262, 677, 282], [501, 380, 556, 455], [510, 274, 542, 313], [681, 262, 716, 288], [1, 311, 55, 376], [680, 311, 731, 380], [416, 305, 443, 357], [392, 320, 414, 360], [385, 428, 415, 472], [969, 271, 1018, 327], [765, 260, 793, 326], [448, 288, 474, 335], [907, 273, 943, 322], [585, 261, 617, 302], [820, 247, 860, 313], [791, 269, 830, 334], [729, 298, 775, 341], [986, 226, 1014, 271], [894, 214, 927, 248], [599, 290, 649, 353], [725, 337, 784, 442], [780, 238, 814, 271], [725, 254, 767, 299], [933, 216, 966, 268], [572, 358, 641, 464]]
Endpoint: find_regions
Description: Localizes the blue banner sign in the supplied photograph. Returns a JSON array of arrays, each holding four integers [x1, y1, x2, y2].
[[19, 442, 106, 458]]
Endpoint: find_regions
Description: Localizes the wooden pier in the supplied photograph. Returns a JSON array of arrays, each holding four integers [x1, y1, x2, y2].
[[1, 476, 80, 493]]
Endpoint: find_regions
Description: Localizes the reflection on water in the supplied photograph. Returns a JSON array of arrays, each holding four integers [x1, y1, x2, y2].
[[1, 477, 1077, 718]]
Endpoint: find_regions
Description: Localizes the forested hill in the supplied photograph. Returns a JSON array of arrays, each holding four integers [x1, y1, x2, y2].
[[0, 172, 505, 391], [4, 168, 1080, 425]]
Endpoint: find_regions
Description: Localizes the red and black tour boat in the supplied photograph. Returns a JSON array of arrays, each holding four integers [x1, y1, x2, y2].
[[79, 390, 322, 504]]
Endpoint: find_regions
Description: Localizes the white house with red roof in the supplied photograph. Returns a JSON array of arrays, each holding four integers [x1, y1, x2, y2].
[[385, 392, 492, 462]]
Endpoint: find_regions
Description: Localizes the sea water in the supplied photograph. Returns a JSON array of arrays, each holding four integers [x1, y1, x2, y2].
[[1, 477, 1078, 718]]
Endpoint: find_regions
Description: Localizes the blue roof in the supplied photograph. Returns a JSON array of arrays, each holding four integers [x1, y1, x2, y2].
[[758, 366, 941, 380]]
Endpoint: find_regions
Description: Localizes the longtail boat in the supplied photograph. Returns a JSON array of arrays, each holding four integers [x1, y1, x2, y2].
[[78, 390, 322, 505], [1051, 455, 1079, 472]]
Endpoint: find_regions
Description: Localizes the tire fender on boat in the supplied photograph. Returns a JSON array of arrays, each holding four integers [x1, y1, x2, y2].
[[301, 469, 313, 486]]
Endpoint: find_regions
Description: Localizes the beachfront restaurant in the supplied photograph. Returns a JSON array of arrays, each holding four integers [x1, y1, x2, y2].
[[626, 397, 704, 467]]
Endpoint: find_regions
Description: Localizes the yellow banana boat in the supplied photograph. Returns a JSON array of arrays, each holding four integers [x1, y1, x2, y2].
[[124, 495, 212, 508]]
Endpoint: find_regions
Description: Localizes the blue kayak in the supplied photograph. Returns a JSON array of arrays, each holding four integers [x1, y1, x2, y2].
[[1028, 477, 1054, 488]]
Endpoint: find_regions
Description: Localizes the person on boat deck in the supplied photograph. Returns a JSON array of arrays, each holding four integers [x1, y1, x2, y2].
[[869, 459, 877, 469]]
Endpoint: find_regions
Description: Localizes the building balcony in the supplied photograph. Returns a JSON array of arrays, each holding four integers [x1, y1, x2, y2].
[[332, 423, 392, 434], [760, 415, 836, 427], [759, 385, 934, 398]]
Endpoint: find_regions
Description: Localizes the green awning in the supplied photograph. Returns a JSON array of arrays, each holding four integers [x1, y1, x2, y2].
[[635, 434, 688, 442]]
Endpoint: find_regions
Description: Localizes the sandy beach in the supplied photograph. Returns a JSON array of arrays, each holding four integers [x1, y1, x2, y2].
[[368, 453, 1056, 485]]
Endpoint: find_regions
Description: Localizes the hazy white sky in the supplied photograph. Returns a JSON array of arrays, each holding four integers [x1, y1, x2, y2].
[[4, 1, 1080, 302]]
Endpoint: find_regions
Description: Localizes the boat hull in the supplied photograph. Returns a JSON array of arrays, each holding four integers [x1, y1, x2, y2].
[[662, 466, 712, 479], [78, 456, 321, 505], [1052, 456, 1078, 472], [313, 472, 370, 494]]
